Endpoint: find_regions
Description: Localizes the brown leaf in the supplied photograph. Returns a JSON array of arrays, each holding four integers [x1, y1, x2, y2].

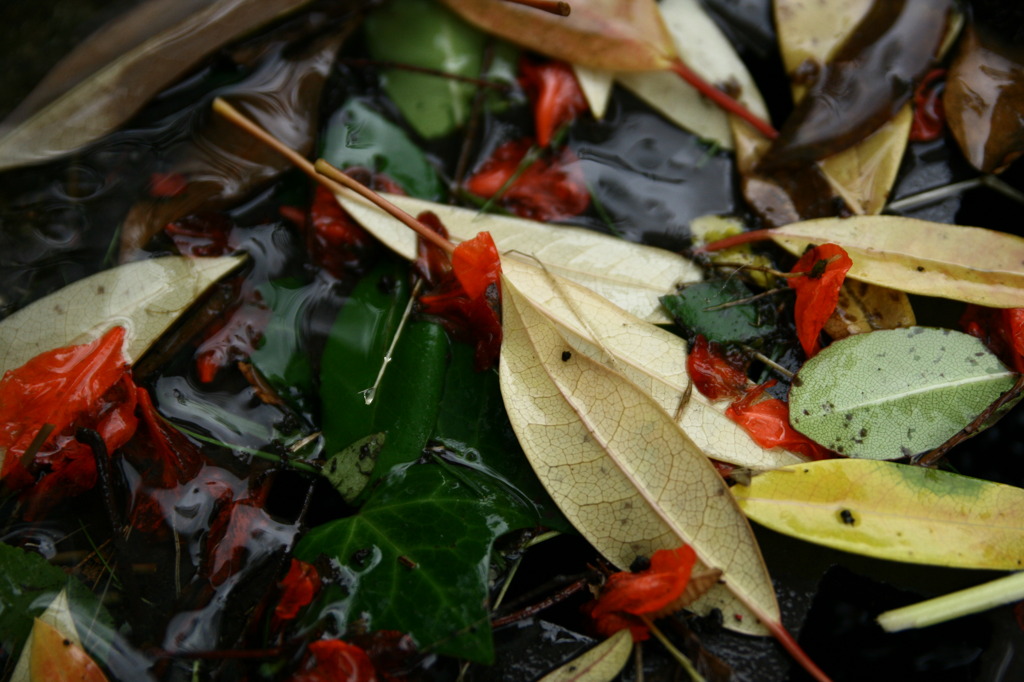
[[438, 0, 676, 71], [823, 280, 916, 341], [945, 24, 1024, 173]]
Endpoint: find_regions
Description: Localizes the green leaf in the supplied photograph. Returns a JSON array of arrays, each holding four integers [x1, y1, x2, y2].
[[660, 279, 774, 344], [362, 0, 491, 140], [323, 433, 384, 503], [320, 262, 449, 484], [249, 278, 321, 415], [321, 99, 445, 200], [295, 459, 538, 662], [789, 327, 1018, 460]]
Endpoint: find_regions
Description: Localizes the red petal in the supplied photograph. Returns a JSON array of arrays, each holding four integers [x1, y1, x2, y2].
[[274, 558, 320, 624], [788, 244, 853, 357], [725, 383, 832, 460], [149, 172, 188, 198], [290, 640, 378, 682], [909, 69, 946, 143], [519, 58, 588, 147], [687, 335, 749, 401]]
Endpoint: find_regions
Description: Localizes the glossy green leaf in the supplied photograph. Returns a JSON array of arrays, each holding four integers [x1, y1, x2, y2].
[[295, 459, 538, 662], [320, 262, 449, 484], [321, 99, 445, 200], [660, 279, 775, 344], [733, 459, 1024, 569], [363, 0, 489, 139], [0, 256, 244, 376], [789, 328, 1017, 460]]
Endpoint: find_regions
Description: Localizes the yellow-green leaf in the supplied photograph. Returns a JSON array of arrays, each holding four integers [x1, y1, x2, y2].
[[438, 0, 676, 72], [733, 459, 1024, 569], [771, 216, 1024, 308], [336, 190, 700, 323], [538, 630, 632, 682], [0, 256, 244, 375], [498, 275, 780, 634], [878, 571, 1024, 632], [11, 589, 107, 682]]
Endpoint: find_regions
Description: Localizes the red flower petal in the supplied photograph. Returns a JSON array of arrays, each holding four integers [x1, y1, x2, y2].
[[725, 382, 832, 460], [290, 640, 378, 682], [519, 58, 588, 147], [687, 335, 749, 401], [787, 243, 853, 357], [149, 172, 188, 198], [465, 138, 590, 222], [307, 185, 377, 279], [274, 558, 320, 625], [909, 69, 946, 143]]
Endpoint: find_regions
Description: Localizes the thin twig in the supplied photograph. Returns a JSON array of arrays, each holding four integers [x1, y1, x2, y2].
[[743, 346, 795, 381], [669, 60, 777, 139], [500, 0, 571, 16], [703, 287, 789, 311], [643, 617, 706, 682], [491, 577, 589, 627]]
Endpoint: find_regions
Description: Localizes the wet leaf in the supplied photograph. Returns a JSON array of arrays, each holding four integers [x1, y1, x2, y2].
[[789, 327, 1017, 460], [0, 546, 81, 657], [498, 274, 780, 634], [321, 99, 444, 199], [660, 279, 775, 345], [615, 0, 769, 150], [770, 216, 1024, 308], [733, 459, 1024, 570], [438, 0, 676, 72], [322, 433, 383, 504], [295, 460, 538, 663], [119, 24, 352, 259], [11, 591, 108, 682], [538, 629, 632, 682], [823, 280, 917, 343], [944, 24, 1024, 174], [363, 0, 497, 140], [335, 191, 701, 323], [0, 0, 317, 171], [0, 256, 243, 376], [320, 262, 449, 485]]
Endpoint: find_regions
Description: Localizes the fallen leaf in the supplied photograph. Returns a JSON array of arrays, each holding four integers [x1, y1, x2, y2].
[[733, 459, 1024, 569], [789, 327, 1018, 460], [944, 23, 1024, 173], [498, 274, 780, 634], [823, 280, 917, 343], [538, 629, 632, 682], [770, 216, 1024, 308], [0, 256, 244, 376], [438, 0, 676, 72], [11, 589, 107, 682], [572, 64, 613, 120], [660, 279, 777, 345], [334, 191, 701, 324], [0, 0, 316, 171]]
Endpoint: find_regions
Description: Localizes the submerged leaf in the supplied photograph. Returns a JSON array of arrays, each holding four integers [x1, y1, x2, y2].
[[770, 216, 1024, 308], [789, 327, 1017, 460], [11, 591, 108, 682], [295, 461, 538, 662], [438, 0, 676, 72], [733, 459, 1024, 569], [0, 256, 243, 376], [335, 191, 701, 323], [0, 0, 318, 170], [498, 274, 780, 633]]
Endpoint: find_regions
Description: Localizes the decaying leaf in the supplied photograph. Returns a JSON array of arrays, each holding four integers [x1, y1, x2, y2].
[[0, 0, 319, 171], [789, 327, 1017, 460], [335, 190, 701, 323], [0, 256, 243, 376], [10, 589, 107, 682], [538, 629, 632, 682], [498, 275, 780, 633], [944, 23, 1024, 174], [823, 280, 916, 342], [438, 0, 676, 72], [733, 459, 1024, 569], [770, 216, 1024, 308], [119, 24, 353, 259]]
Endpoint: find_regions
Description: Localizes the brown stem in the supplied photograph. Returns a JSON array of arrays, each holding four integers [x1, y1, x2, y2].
[[500, 0, 571, 16], [669, 60, 777, 139], [491, 577, 588, 627], [211, 98, 454, 255]]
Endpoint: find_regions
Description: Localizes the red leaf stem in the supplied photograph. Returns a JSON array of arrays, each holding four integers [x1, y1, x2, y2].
[[669, 59, 778, 139]]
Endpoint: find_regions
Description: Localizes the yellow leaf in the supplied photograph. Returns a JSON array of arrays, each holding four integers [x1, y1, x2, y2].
[[501, 258, 803, 471], [0, 255, 244, 375], [770, 216, 1024, 308], [438, 0, 676, 72], [498, 275, 780, 634], [11, 590, 108, 682], [538, 629, 632, 682], [732, 460, 1024, 569], [335, 190, 700, 323]]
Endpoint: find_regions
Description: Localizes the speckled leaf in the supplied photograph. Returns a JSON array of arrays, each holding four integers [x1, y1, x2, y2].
[[733, 459, 1024, 569], [295, 460, 538, 663], [771, 216, 1024, 308], [790, 327, 1017, 460], [539, 629, 632, 682], [335, 190, 701, 324], [438, 0, 676, 72], [498, 274, 780, 635], [0, 256, 244, 375]]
